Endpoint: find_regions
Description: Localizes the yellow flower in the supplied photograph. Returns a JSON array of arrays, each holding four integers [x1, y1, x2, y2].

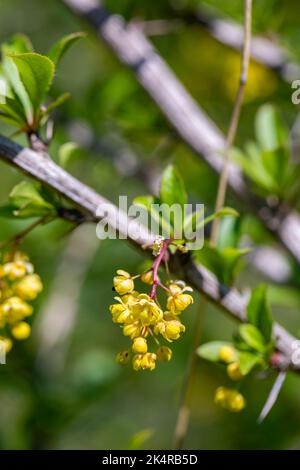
[[218, 345, 237, 364], [132, 354, 143, 371], [141, 352, 157, 371], [2, 261, 28, 281], [116, 350, 131, 365], [11, 321, 31, 340], [113, 270, 134, 295], [227, 362, 244, 381], [214, 387, 246, 412], [109, 299, 131, 324], [123, 321, 142, 339], [214, 386, 228, 405], [132, 337, 148, 354], [167, 282, 193, 314], [228, 392, 246, 412], [0, 336, 13, 353], [121, 292, 139, 305], [157, 346, 172, 362], [0, 296, 33, 323], [131, 294, 163, 326], [155, 319, 185, 342], [141, 270, 154, 285], [13, 274, 43, 301]]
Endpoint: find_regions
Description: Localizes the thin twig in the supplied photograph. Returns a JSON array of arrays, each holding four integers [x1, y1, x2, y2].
[[210, 0, 252, 246], [0, 216, 50, 251], [173, 0, 252, 449]]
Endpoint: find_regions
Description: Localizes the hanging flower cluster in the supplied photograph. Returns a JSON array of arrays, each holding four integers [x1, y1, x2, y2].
[[214, 345, 246, 412], [109, 240, 193, 371], [0, 251, 43, 353]]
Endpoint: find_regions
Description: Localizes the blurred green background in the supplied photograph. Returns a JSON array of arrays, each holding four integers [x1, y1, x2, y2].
[[0, 0, 300, 450]]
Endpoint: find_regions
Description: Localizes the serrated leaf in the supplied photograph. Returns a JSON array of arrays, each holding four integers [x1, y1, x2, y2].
[[160, 165, 187, 208], [255, 104, 288, 152], [239, 324, 267, 353], [197, 341, 234, 362], [48, 32, 86, 65], [10, 53, 55, 120], [247, 285, 273, 342]]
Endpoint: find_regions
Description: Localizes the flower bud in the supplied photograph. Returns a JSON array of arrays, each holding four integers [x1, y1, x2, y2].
[[11, 321, 31, 340], [218, 345, 237, 364], [116, 350, 130, 366], [113, 270, 134, 295], [132, 337, 148, 354], [214, 386, 228, 405], [157, 346, 172, 362], [13, 274, 43, 301], [3, 262, 28, 281], [228, 392, 246, 412], [141, 270, 154, 285], [227, 362, 244, 381], [1, 297, 33, 323]]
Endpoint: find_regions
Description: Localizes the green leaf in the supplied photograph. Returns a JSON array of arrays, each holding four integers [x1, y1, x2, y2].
[[58, 142, 82, 167], [133, 195, 173, 238], [160, 165, 187, 208], [197, 341, 234, 362], [10, 53, 55, 120], [48, 32, 86, 65], [221, 247, 251, 285], [0, 205, 18, 218], [194, 244, 249, 285], [239, 324, 267, 353], [261, 148, 289, 192], [133, 195, 156, 212], [239, 351, 262, 375], [2, 34, 33, 55], [217, 216, 242, 250], [232, 144, 276, 193], [255, 104, 288, 151], [9, 181, 56, 217], [0, 96, 27, 127], [201, 207, 239, 230], [194, 244, 225, 282], [43, 92, 71, 116], [247, 285, 273, 342], [2, 55, 33, 123]]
